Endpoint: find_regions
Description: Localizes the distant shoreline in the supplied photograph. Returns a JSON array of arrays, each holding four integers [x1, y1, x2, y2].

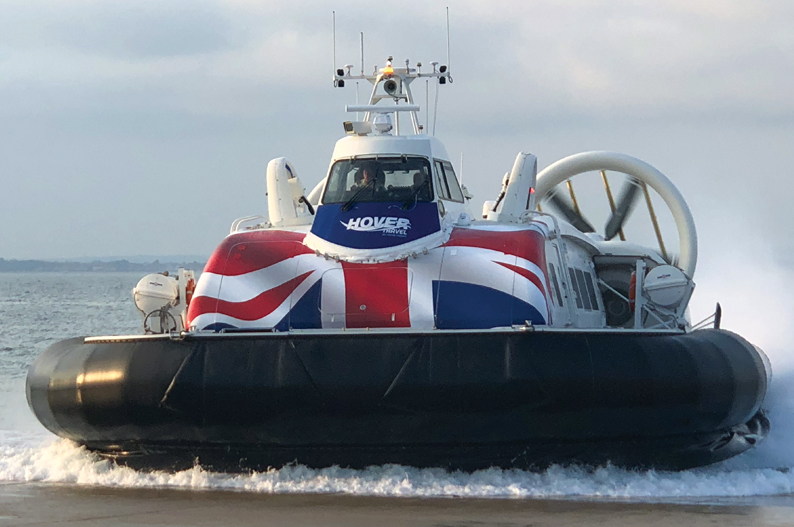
[[0, 258, 205, 273]]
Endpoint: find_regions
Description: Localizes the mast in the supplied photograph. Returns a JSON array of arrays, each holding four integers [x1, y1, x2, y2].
[[334, 56, 451, 136]]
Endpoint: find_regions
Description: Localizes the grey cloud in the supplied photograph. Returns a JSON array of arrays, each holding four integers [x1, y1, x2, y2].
[[0, 1, 236, 60], [51, 2, 234, 59]]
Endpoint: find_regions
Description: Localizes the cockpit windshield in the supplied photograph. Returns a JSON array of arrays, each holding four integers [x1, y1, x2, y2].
[[322, 157, 434, 205]]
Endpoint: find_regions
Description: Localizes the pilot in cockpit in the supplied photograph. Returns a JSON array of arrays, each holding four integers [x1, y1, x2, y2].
[[350, 163, 384, 193]]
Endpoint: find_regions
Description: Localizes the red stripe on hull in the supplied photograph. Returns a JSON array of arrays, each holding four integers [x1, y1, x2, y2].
[[342, 261, 411, 328], [190, 271, 313, 322], [495, 261, 546, 297], [443, 227, 545, 265], [204, 230, 313, 277]]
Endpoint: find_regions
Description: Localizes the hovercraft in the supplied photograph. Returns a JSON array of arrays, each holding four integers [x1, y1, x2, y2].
[[27, 55, 770, 472]]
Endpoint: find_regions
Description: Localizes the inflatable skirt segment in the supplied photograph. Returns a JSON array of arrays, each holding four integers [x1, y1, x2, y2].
[[27, 329, 769, 471]]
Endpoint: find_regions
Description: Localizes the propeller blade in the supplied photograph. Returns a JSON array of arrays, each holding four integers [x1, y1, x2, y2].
[[604, 177, 642, 240], [546, 188, 595, 233]]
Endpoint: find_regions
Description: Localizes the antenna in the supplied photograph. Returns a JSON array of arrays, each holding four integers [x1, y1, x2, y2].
[[432, 78, 440, 135], [446, 6, 451, 72], [425, 79, 429, 133], [358, 33, 364, 120], [332, 11, 337, 79], [460, 152, 464, 184], [360, 32, 364, 76]]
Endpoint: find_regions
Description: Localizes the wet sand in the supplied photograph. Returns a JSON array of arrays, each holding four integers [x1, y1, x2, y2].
[[2, 482, 794, 527]]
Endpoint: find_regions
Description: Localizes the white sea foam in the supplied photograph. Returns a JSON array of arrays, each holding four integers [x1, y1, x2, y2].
[[1, 430, 794, 499]]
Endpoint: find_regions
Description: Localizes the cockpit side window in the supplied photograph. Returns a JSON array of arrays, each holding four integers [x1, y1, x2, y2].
[[441, 161, 465, 203], [434, 160, 464, 203], [433, 161, 451, 200], [321, 157, 434, 204]]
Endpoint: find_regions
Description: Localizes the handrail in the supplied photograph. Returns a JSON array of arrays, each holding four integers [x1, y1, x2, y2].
[[230, 215, 269, 234]]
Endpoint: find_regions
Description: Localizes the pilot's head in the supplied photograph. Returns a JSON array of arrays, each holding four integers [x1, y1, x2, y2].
[[361, 163, 378, 185], [362, 165, 375, 184]]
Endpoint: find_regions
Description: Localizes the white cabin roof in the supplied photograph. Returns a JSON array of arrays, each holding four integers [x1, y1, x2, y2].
[[331, 134, 451, 163]]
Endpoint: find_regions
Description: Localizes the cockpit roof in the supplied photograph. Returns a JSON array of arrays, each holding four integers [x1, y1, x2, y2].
[[330, 134, 451, 164]]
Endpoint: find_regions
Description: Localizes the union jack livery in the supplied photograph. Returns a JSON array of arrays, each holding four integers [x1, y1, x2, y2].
[[187, 225, 551, 332]]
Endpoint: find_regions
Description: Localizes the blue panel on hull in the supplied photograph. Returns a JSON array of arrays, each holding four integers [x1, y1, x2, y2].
[[310, 202, 441, 249], [432, 281, 546, 329], [275, 279, 323, 331]]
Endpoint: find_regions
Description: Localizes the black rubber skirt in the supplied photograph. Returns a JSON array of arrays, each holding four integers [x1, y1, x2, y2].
[[26, 328, 770, 471]]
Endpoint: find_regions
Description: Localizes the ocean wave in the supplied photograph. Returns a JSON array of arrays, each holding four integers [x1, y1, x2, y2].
[[1, 433, 793, 499]]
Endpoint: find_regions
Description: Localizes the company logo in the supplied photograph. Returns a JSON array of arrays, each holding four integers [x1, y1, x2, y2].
[[341, 216, 411, 236]]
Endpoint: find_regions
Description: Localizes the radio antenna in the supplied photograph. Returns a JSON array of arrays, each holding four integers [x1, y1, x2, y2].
[[425, 79, 429, 133], [360, 32, 364, 76], [432, 79, 440, 135], [446, 7, 451, 72], [332, 11, 337, 79]]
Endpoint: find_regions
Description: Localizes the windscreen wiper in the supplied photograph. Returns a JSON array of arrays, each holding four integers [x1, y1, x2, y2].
[[341, 181, 373, 212], [402, 180, 429, 210]]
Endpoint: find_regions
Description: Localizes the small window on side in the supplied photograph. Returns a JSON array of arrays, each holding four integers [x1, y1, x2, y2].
[[549, 264, 564, 307], [584, 272, 600, 311], [574, 269, 592, 310], [441, 161, 465, 203], [433, 161, 451, 200], [568, 268, 583, 309]]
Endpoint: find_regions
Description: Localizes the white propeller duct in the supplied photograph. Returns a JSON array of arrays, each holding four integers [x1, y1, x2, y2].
[[535, 151, 698, 278]]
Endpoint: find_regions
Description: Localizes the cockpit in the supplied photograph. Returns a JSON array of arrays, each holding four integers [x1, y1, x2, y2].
[[306, 151, 468, 259], [322, 156, 434, 206]]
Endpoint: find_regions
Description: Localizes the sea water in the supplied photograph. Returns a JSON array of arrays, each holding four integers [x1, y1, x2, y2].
[[2, 271, 794, 500]]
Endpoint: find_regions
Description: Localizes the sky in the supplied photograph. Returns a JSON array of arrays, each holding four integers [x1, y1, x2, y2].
[[1, 0, 793, 266]]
